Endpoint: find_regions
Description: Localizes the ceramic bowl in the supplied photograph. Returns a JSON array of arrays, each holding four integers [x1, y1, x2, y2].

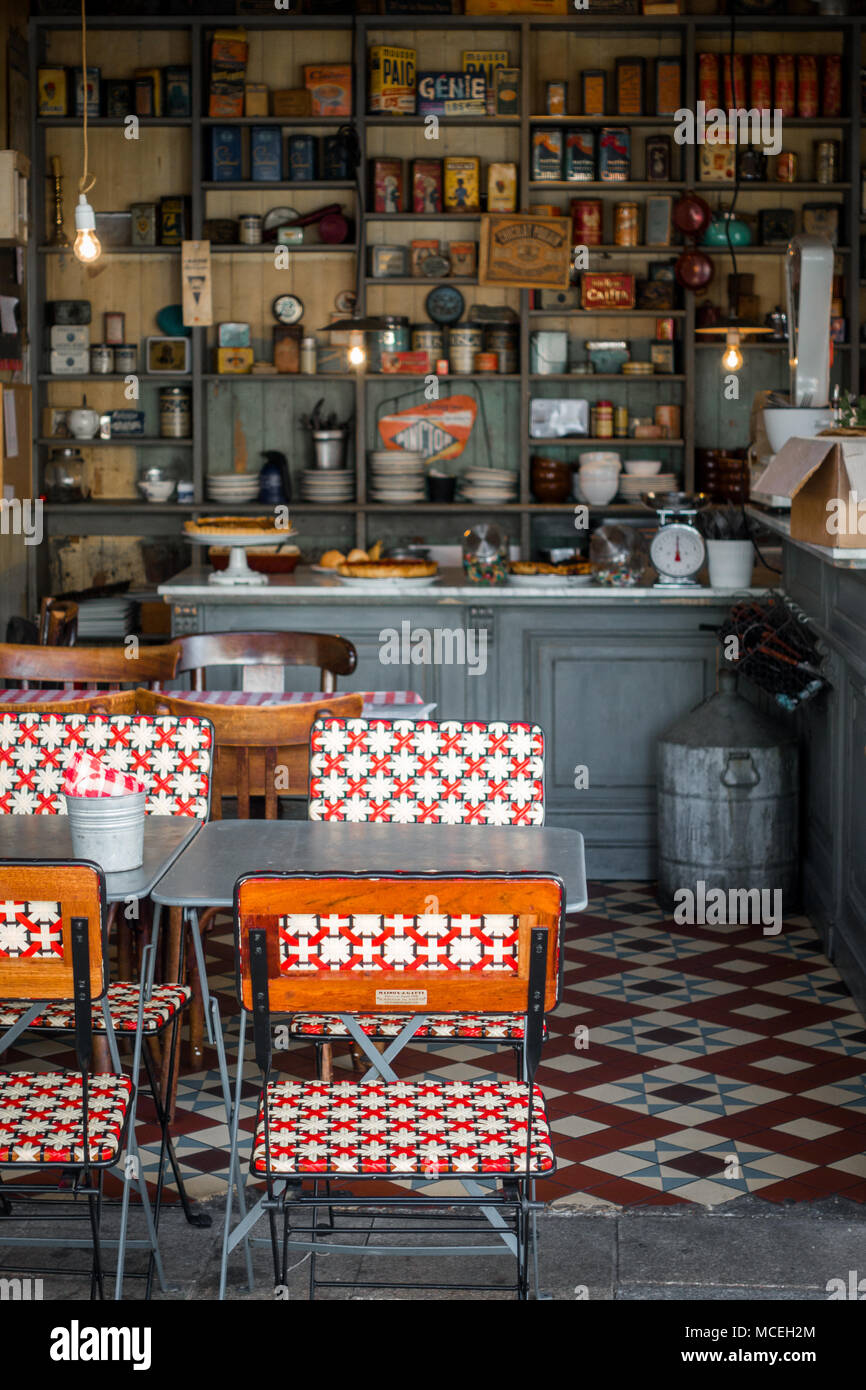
[[139, 479, 175, 503], [575, 473, 619, 506], [624, 458, 663, 477]]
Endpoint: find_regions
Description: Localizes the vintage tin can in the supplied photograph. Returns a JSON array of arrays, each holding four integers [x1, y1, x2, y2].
[[581, 70, 606, 116], [546, 80, 566, 116], [373, 158, 404, 214], [412, 158, 442, 214], [531, 130, 563, 182], [591, 400, 614, 439], [288, 134, 316, 182], [251, 126, 282, 182], [486, 324, 518, 374], [571, 198, 603, 246], [130, 202, 157, 247], [104, 312, 125, 346], [797, 56, 819, 119], [449, 325, 483, 375], [565, 131, 594, 183], [774, 54, 796, 118], [530, 330, 568, 375], [655, 59, 681, 116], [723, 54, 746, 108], [750, 54, 771, 111], [369, 245, 408, 279], [655, 317, 675, 342], [321, 134, 350, 181], [410, 239, 440, 276], [823, 55, 842, 117], [487, 162, 517, 212], [444, 157, 480, 212], [412, 326, 444, 366], [159, 385, 191, 438], [655, 404, 681, 439], [159, 197, 188, 246], [369, 317, 410, 373], [475, 352, 498, 374], [115, 345, 137, 374], [90, 344, 114, 375], [614, 202, 639, 246], [368, 45, 416, 115], [775, 151, 798, 183], [239, 214, 262, 245], [614, 405, 629, 439], [599, 127, 630, 182], [698, 53, 719, 108], [449, 241, 477, 276], [815, 140, 839, 184], [616, 57, 645, 116], [436, 358, 449, 376], [645, 135, 671, 183], [300, 338, 317, 375]]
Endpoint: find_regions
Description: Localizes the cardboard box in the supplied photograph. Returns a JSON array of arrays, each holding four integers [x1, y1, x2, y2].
[[245, 83, 269, 116], [38, 67, 67, 117], [754, 437, 866, 551], [0, 151, 29, 242], [487, 162, 517, 212], [368, 45, 416, 114], [272, 89, 311, 118], [304, 64, 352, 117]]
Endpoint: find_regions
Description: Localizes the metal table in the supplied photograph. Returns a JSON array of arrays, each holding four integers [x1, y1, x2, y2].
[[152, 820, 587, 913], [0, 814, 202, 902]]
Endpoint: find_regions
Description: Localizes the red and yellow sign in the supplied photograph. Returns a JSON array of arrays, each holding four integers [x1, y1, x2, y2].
[[377, 395, 478, 464]]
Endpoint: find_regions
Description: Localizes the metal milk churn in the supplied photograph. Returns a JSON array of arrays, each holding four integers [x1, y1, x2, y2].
[[657, 669, 799, 909]]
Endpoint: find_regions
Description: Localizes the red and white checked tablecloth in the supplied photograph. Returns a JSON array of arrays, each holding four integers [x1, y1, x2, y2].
[[0, 689, 436, 718]]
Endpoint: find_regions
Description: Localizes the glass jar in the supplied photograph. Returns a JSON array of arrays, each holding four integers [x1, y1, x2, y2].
[[45, 447, 87, 502], [463, 523, 508, 586]]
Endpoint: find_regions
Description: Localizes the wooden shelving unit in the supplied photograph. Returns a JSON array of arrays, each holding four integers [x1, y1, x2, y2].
[[28, 8, 861, 595]]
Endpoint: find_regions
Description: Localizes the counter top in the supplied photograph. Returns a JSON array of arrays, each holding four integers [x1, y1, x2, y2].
[[159, 566, 765, 605], [748, 506, 866, 569]]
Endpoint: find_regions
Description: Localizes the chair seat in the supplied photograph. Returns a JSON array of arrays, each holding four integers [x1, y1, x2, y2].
[[252, 1078, 554, 1177], [0, 982, 191, 1035], [0, 1070, 133, 1165], [289, 1011, 546, 1042]]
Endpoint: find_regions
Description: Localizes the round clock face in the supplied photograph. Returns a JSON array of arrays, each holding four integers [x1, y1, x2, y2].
[[650, 522, 706, 580], [272, 293, 303, 326]]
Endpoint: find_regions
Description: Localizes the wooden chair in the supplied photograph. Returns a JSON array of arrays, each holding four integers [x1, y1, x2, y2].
[[173, 630, 357, 694], [0, 640, 180, 690], [134, 689, 363, 1075], [0, 689, 138, 717], [39, 597, 79, 646]]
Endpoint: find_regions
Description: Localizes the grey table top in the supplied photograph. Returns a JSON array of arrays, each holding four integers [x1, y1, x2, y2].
[[0, 816, 202, 903], [151, 820, 587, 913]]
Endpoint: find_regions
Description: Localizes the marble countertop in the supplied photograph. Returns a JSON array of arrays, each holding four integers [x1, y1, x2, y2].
[[748, 506, 866, 569], [159, 566, 766, 605]]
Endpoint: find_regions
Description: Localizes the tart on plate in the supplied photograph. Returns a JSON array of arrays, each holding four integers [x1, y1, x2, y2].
[[510, 560, 594, 576], [336, 559, 438, 580], [184, 515, 287, 536]]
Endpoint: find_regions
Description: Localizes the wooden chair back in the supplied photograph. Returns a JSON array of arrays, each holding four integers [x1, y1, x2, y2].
[[234, 872, 563, 1015], [0, 689, 137, 717], [135, 689, 363, 817], [0, 641, 180, 690], [39, 598, 79, 647], [174, 630, 357, 694], [0, 862, 106, 1004]]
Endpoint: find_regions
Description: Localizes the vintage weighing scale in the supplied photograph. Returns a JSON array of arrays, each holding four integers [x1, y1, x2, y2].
[[643, 491, 709, 589]]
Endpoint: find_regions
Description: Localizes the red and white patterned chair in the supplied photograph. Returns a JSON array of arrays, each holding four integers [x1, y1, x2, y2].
[[0, 711, 213, 819], [222, 871, 562, 1300], [0, 861, 170, 1299], [297, 718, 548, 1067]]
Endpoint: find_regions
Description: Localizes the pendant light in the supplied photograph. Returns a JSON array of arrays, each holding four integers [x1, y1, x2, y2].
[[73, 0, 101, 265]]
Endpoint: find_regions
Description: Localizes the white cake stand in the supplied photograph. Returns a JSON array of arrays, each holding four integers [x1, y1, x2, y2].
[[187, 528, 298, 586]]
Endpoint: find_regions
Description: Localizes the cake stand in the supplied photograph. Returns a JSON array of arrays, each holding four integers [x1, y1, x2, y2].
[[187, 528, 298, 586]]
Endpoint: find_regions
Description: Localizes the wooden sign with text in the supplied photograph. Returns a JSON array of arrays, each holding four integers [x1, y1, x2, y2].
[[479, 214, 571, 290]]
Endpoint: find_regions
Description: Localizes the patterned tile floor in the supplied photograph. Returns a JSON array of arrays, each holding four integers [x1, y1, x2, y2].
[[5, 882, 866, 1211]]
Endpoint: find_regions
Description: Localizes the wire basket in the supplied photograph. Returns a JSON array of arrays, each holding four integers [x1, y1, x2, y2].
[[716, 592, 828, 711]]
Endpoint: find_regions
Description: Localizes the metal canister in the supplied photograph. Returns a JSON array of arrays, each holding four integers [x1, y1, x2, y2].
[[485, 323, 518, 374], [815, 140, 839, 185], [368, 315, 409, 373], [114, 344, 137, 373], [822, 54, 842, 117], [90, 344, 114, 374], [571, 198, 603, 246], [655, 403, 681, 439], [411, 325, 444, 362], [655, 317, 675, 342], [614, 405, 629, 438], [774, 54, 796, 117], [797, 55, 819, 119], [722, 53, 746, 108], [591, 400, 614, 439], [750, 54, 771, 112], [475, 352, 498, 374], [159, 385, 191, 438], [448, 325, 482, 375], [698, 52, 719, 108], [614, 202, 639, 246], [239, 214, 262, 245], [656, 670, 799, 910], [776, 151, 798, 183]]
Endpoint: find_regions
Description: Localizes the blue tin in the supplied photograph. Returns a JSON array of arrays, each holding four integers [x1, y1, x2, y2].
[[210, 126, 242, 183], [288, 134, 317, 182], [251, 126, 282, 182]]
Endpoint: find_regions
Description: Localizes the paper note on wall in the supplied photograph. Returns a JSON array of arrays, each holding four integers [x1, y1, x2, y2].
[[0, 296, 18, 336], [3, 391, 18, 459]]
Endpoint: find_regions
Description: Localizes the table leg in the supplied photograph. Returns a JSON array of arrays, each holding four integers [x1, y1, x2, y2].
[[159, 905, 184, 1119]]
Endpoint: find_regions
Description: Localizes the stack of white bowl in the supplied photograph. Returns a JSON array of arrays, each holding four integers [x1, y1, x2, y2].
[[301, 469, 355, 503], [619, 458, 676, 500], [207, 473, 260, 504], [573, 451, 621, 506], [368, 450, 426, 504], [459, 466, 518, 505]]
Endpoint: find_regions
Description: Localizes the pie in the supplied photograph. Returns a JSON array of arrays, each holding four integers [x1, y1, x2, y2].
[[510, 560, 593, 576], [336, 559, 438, 580], [183, 515, 286, 536]]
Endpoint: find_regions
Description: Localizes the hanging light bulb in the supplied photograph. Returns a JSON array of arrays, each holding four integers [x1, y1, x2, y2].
[[348, 331, 366, 370], [722, 330, 743, 373], [73, 193, 101, 264]]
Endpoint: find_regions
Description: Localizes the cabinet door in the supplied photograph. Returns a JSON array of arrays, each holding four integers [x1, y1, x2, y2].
[[841, 677, 866, 989]]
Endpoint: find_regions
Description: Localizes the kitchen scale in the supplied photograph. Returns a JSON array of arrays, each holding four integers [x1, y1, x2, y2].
[[643, 492, 709, 589]]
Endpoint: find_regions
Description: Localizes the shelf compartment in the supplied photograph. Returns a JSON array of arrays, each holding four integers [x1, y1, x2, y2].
[[37, 437, 193, 448]]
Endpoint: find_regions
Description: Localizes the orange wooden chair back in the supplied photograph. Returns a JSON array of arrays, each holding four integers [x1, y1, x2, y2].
[[0, 641, 180, 690], [0, 862, 106, 1004]]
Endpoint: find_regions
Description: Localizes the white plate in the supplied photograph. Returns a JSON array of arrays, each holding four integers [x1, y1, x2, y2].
[[333, 574, 439, 589], [508, 572, 594, 587], [186, 528, 297, 547]]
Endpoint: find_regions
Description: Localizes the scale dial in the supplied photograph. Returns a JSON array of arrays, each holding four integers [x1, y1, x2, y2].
[[650, 522, 705, 581]]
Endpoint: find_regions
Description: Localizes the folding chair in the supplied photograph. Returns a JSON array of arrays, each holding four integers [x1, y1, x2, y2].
[[0, 861, 166, 1299], [220, 870, 562, 1300], [298, 718, 547, 1078], [0, 711, 216, 1248]]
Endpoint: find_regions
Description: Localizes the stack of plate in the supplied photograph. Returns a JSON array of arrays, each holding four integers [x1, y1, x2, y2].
[[300, 469, 355, 503], [77, 598, 136, 640], [619, 471, 677, 500], [207, 473, 260, 504], [459, 466, 518, 505], [368, 451, 426, 504]]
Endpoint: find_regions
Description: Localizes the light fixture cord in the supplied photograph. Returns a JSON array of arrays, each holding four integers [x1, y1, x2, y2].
[[79, 0, 95, 197]]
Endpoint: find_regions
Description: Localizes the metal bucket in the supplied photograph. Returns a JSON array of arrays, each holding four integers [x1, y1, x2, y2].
[[66, 790, 146, 873], [313, 430, 347, 470]]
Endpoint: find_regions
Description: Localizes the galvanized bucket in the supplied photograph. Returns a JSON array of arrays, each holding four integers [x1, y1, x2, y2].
[[65, 790, 146, 873]]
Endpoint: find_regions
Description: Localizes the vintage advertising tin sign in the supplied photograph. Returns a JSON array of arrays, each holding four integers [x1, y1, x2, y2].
[[581, 272, 635, 310], [479, 214, 572, 289], [369, 45, 416, 114], [417, 71, 486, 117], [444, 157, 480, 212], [378, 395, 477, 463], [412, 159, 443, 213]]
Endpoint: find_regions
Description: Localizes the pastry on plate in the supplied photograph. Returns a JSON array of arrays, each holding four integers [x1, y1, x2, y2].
[[184, 515, 285, 535], [346, 547, 369, 563], [336, 559, 438, 580], [318, 549, 346, 569], [510, 559, 593, 576]]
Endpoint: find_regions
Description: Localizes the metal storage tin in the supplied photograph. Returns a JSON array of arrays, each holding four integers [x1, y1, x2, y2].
[[448, 324, 482, 374], [368, 316, 410, 373], [90, 344, 114, 374], [159, 385, 191, 438]]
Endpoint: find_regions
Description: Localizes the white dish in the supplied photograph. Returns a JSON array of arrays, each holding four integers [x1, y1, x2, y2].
[[186, 528, 297, 547], [508, 572, 594, 587], [333, 574, 440, 589], [623, 458, 663, 477]]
